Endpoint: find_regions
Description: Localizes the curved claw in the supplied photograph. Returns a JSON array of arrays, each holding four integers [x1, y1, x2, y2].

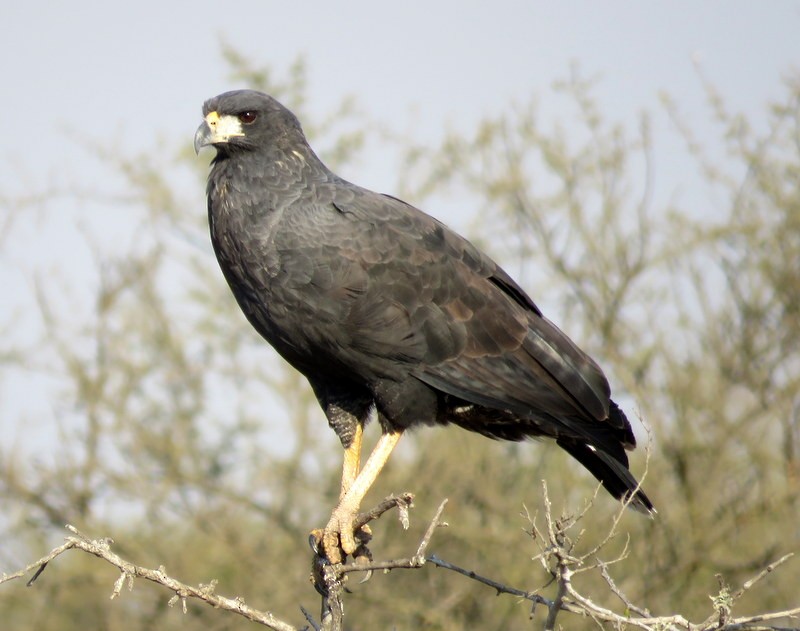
[[308, 529, 324, 556], [309, 538, 330, 597], [353, 529, 374, 584]]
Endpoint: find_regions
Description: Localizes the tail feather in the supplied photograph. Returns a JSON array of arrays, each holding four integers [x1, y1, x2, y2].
[[557, 438, 655, 514], [442, 393, 655, 514]]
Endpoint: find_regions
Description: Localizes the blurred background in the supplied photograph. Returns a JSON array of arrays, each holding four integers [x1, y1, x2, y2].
[[2, 1, 799, 629]]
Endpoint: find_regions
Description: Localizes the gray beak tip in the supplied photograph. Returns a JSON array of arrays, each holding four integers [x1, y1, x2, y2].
[[194, 122, 211, 155]]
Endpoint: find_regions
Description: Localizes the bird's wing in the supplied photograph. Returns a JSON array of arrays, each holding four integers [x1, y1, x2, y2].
[[330, 190, 612, 423]]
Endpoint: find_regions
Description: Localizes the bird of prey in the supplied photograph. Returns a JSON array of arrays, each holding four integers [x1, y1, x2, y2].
[[195, 90, 653, 564]]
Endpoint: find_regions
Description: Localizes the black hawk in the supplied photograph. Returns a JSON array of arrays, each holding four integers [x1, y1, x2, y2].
[[194, 90, 653, 563]]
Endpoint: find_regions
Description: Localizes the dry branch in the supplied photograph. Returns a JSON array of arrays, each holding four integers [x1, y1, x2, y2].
[[1, 525, 300, 631], [519, 482, 800, 631], [2, 489, 798, 631], [316, 496, 449, 631]]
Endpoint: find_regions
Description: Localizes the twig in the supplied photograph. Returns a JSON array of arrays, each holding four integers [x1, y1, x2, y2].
[[353, 492, 415, 532], [426, 554, 585, 618], [1, 525, 299, 631], [701, 553, 799, 631], [523, 480, 800, 631], [319, 497, 448, 631], [338, 498, 448, 575], [300, 605, 320, 631], [538, 480, 576, 630], [1, 540, 75, 587], [732, 553, 794, 601], [599, 561, 650, 618]]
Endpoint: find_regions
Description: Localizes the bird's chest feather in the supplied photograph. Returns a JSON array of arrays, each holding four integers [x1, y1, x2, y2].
[[208, 183, 364, 360], [209, 183, 283, 293], [207, 168, 433, 380]]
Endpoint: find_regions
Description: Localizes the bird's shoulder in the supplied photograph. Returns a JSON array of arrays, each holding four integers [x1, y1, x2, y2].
[[322, 186, 536, 305]]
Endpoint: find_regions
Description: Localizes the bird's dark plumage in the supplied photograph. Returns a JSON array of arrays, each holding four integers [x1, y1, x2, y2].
[[196, 89, 653, 515]]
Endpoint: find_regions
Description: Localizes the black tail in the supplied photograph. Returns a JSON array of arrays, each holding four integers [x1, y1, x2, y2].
[[556, 401, 654, 514], [556, 437, 655, 514]]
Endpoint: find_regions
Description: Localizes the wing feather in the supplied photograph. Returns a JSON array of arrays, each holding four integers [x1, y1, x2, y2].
[[331, 191, 613, 423]]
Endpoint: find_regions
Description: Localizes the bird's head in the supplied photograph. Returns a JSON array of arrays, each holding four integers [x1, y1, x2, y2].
[[194, 90, 303, 155]]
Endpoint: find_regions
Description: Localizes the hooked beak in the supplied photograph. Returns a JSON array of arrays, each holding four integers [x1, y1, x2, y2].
[[193, 120, 212, 154]]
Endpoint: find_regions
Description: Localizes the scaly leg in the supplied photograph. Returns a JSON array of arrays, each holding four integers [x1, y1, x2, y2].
[[322, 431, 402, 563], [310, 423, 363, 555], [339, 422, 363, 501]]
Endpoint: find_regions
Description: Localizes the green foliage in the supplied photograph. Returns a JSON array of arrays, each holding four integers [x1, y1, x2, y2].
[[1, 52, 798, 629]]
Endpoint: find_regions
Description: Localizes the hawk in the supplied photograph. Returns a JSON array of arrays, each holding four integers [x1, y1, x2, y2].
[[194, 90, 653, 564]]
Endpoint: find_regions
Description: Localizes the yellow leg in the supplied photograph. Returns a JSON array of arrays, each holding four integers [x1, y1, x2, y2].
[[339, 422, 363, 501], [324, 431, 402, 562]]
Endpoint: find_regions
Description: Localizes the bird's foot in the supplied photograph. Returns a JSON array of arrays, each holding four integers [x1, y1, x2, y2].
[[310, 511, 372, 565], [309, 515, 373, 595]]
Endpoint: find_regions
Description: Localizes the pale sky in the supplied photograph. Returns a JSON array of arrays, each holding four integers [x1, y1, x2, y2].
[[3, 1, 798, 191], [2, 1, 799, 451]]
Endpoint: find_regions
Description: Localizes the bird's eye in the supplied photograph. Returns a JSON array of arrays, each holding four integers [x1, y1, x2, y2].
[[238, 111, 258, 124]]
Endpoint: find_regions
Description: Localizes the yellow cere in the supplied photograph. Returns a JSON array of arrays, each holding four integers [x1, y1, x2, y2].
[[206, 111, 244, 142]]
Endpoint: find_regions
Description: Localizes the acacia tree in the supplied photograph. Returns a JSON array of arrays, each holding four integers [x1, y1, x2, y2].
[[1, 53, 799, 630]]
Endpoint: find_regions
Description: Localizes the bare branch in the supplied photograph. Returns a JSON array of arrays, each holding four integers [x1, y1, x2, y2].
[[1, 540, 75, 587], [732, 554, 795, 602], [353, 492, 415, 532], [300, 605, 321, 631], [599, 561, 650, 618], [1, 525, 300, 631], [427, 554, 585, 618], [338, 498, 449, 575], [317, 496, 448, 631], [523, 481, 800, 631], [4, 495, 798, 631]]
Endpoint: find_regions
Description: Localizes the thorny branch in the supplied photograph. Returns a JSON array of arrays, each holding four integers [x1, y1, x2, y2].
[[425, 554, 586, 619], [1, 525, 300, 631], [2, 487, 798, 631], [512, 481, 800, 631], [316, 496, 449, 631], [339, 496, 448, 575]]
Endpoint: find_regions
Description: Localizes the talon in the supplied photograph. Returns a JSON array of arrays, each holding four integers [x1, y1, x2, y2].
[[310, 543, 329, 597], [354, 540, 373, 584], [308, 529, 324, 555]]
